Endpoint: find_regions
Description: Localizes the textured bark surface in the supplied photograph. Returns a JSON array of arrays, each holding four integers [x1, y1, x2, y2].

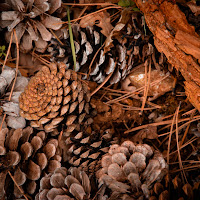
[[134, 0, 200, 111]]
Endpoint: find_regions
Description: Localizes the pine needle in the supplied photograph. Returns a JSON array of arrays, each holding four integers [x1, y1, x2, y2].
[[67, 6, 76, 71]]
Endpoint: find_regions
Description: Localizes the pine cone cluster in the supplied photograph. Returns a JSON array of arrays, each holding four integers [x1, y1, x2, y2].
[[19, 62, 95, 133], [61, 125, 119, 176], [0, 65, 28, 129], [47, 11, 152, 84], [96, 141, 168, 199], [0, 126, 61, 199], [36, 167, 91, 200], [0, 0, 62, 53]]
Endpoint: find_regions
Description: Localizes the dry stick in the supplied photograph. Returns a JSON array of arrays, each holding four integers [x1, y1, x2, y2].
[[124, 115, 200, 134], [62, 3, 116, 6], [140, 59, 150, 114], [2, 31, 13, 71], [8, 171, 29, 200], [63, 6, 122, 24], [91, 71, 114, 96], [170, 164, 200, 173], [49, 29, 64, 45], [168, 136, 198, 157], [87, 42, 105, 80], [7, 30, 29, 200], [9, 29, 19, 101], [167, 109, 177, 164], [175, 103, 188, 183]]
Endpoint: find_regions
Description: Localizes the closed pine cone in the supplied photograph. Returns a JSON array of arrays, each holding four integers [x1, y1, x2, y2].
[[0, 0, 62, 53], [36, 167, 91, 200], [96, 141, 168, 200], [0, 127, 61, 199], [19, 62, 94, 133], [61, 125, 119, 176], [47, 11, 152, 84]]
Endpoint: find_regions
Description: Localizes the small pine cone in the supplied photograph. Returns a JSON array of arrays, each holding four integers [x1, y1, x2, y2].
[[0, 0, 62, 53], [19, 62, 95, 133], [61, 126, 119, 176], [0, 66, 28, 129], [0, 127, 61, 199], [36, 167, 91, 200], [47, 12, 151, 84], [96, 141, 168, 200]]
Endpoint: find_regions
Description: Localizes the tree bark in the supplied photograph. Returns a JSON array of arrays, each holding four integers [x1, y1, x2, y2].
[[134, 0, 200, 111]]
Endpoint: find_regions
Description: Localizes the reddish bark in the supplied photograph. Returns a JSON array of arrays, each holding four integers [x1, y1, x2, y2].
[[134, 0, 200, 111]]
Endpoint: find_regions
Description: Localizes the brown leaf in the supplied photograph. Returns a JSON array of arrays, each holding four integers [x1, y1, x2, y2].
[[131, 126, 158, 143], [80, 11, 113, 37]]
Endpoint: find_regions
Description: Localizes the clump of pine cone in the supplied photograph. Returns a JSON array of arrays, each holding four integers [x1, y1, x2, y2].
[[36, 167, 91, 200], [19, 62, 95, 133], [0, 127, 61, 199], [96, 140, 168, 199]]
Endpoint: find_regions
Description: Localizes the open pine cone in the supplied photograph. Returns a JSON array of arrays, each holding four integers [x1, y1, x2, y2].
[[36, 167, 91, 200], [96, 141, 168, 200], [47, 11, 153, 84], [0, 127, 61, 199], [0, 0, 62, 53], [0, 65, 28, 129], [19, 62, 95, 133]]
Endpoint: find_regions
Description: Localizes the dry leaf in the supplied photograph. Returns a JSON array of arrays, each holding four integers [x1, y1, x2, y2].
[[131, 126, 158, 143], [80, 11, 113, 37]]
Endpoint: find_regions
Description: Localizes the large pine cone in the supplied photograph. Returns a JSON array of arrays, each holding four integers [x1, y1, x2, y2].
[[36, 167, 91, 200], [0, 127, 61, 199], [96, 141, 168, 200], [19, 62, 95, 133], [47, 11, 152, 84], [0, 0, 62, 53]]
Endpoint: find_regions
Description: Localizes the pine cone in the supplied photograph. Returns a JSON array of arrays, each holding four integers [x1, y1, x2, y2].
[[36, 167, 91, 200], [19, 62, 95, 133], [0, 0, 62, 53], [60, 125, 119, 176], [0, 127, 61, 199], [0, 65, 28, 129], [96, 141, 168, 200], [47, 11, 152, 84]]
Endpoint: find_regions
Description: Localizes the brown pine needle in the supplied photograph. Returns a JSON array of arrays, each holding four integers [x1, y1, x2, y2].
[[8, 171, 29, 200]]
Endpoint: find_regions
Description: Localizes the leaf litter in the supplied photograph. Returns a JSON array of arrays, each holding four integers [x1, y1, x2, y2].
[[0, 0, 200, 199]]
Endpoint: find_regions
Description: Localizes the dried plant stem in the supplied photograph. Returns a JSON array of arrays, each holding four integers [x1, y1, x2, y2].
[[8, 171, 29, 200], [2, 31, 13, 71], [124, 115, 200, 134], [175, 103, 188, 183], [62, 3, 116, 6], [140, 59, 151, 114], [91, 71, 114, 96], [167, 109, 176, 164], [64, 6, 122, 24]]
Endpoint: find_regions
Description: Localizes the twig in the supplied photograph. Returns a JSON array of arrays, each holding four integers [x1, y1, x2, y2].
[[8, 171, 29, 200]]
